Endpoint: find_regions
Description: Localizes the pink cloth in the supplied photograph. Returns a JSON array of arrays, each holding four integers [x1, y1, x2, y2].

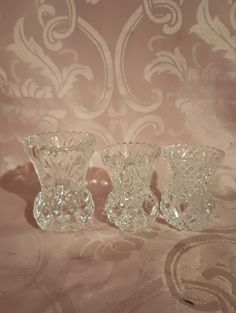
[[1, 0, 236, 312]]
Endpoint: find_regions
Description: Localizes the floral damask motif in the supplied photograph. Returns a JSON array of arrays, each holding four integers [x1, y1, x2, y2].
[[0, 65, 52, 99], [146, 35, 225, 85], [74, 16, 113, 119], [162, 49, 236, 150], [124, 115, 165, 142], [0, 99, 68, 131], [115, 0, 183, 113], [34, 0, 114, 118], [164, 234, 236, 312], [144, 47, 188, 83], [190, 0, 236, 62], [115, 6, 163, 113], [1, 17, 93, 99], [144, 32, 236, 153], [143, 0, 183, 34], [67, 225, 160, 262], [36, 0, 77, 51], [1, 0, 113, 118]]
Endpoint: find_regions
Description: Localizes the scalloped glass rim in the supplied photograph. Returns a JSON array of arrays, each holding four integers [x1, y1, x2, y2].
[[161, 144, 225, 161], [101, 142, 161, 162], [22, 131, 96, 152]]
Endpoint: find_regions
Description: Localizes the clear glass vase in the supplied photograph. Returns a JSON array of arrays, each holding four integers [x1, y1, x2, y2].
[[22, 131, 96, 231], [160, 144, 225, 231], [101, 142, 161, 232]]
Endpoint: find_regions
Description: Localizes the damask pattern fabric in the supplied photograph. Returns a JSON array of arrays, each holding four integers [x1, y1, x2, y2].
[[0, 0, 236, 312]]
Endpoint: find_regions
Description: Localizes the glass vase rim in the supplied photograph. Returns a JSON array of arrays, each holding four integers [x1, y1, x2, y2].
[[22, 130, 96, 152], [162, 143, 225, 159], [101, 141, 161, 158]]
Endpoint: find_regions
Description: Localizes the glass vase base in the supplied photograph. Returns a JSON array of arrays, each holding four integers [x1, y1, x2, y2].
[[33, 187, 94, 232], [105, 191, 159, 232], [160, 194, 214, 232]]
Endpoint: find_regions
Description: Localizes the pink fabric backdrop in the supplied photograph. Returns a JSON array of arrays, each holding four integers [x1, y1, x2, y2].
[[0, 0, 236, 312]]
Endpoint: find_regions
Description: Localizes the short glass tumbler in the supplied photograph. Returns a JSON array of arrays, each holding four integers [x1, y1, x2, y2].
[[101, 143, 161, 231], [23, 131, 96, 231], [160, 144, 225, 231]]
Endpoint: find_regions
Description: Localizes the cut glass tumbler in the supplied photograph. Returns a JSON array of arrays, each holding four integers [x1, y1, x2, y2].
[[23, 131, 96, 231], [160, 144, 225, 231], [101, 142, 161, 231]]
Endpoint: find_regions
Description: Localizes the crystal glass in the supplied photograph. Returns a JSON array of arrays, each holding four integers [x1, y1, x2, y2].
[[22, 131, 96, 231], [101, 142, 161, 231], [160, 144, 225, 231]]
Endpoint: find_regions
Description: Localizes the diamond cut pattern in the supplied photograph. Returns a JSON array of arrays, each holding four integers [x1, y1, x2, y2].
[[102, 143, 161, 231], [161, 144, 224, 231]]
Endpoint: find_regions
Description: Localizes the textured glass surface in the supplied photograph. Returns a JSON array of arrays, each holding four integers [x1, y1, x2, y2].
[[160, 144, 225, 231], [23, 131, 96, 231], [102, 143, 161, 231]]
